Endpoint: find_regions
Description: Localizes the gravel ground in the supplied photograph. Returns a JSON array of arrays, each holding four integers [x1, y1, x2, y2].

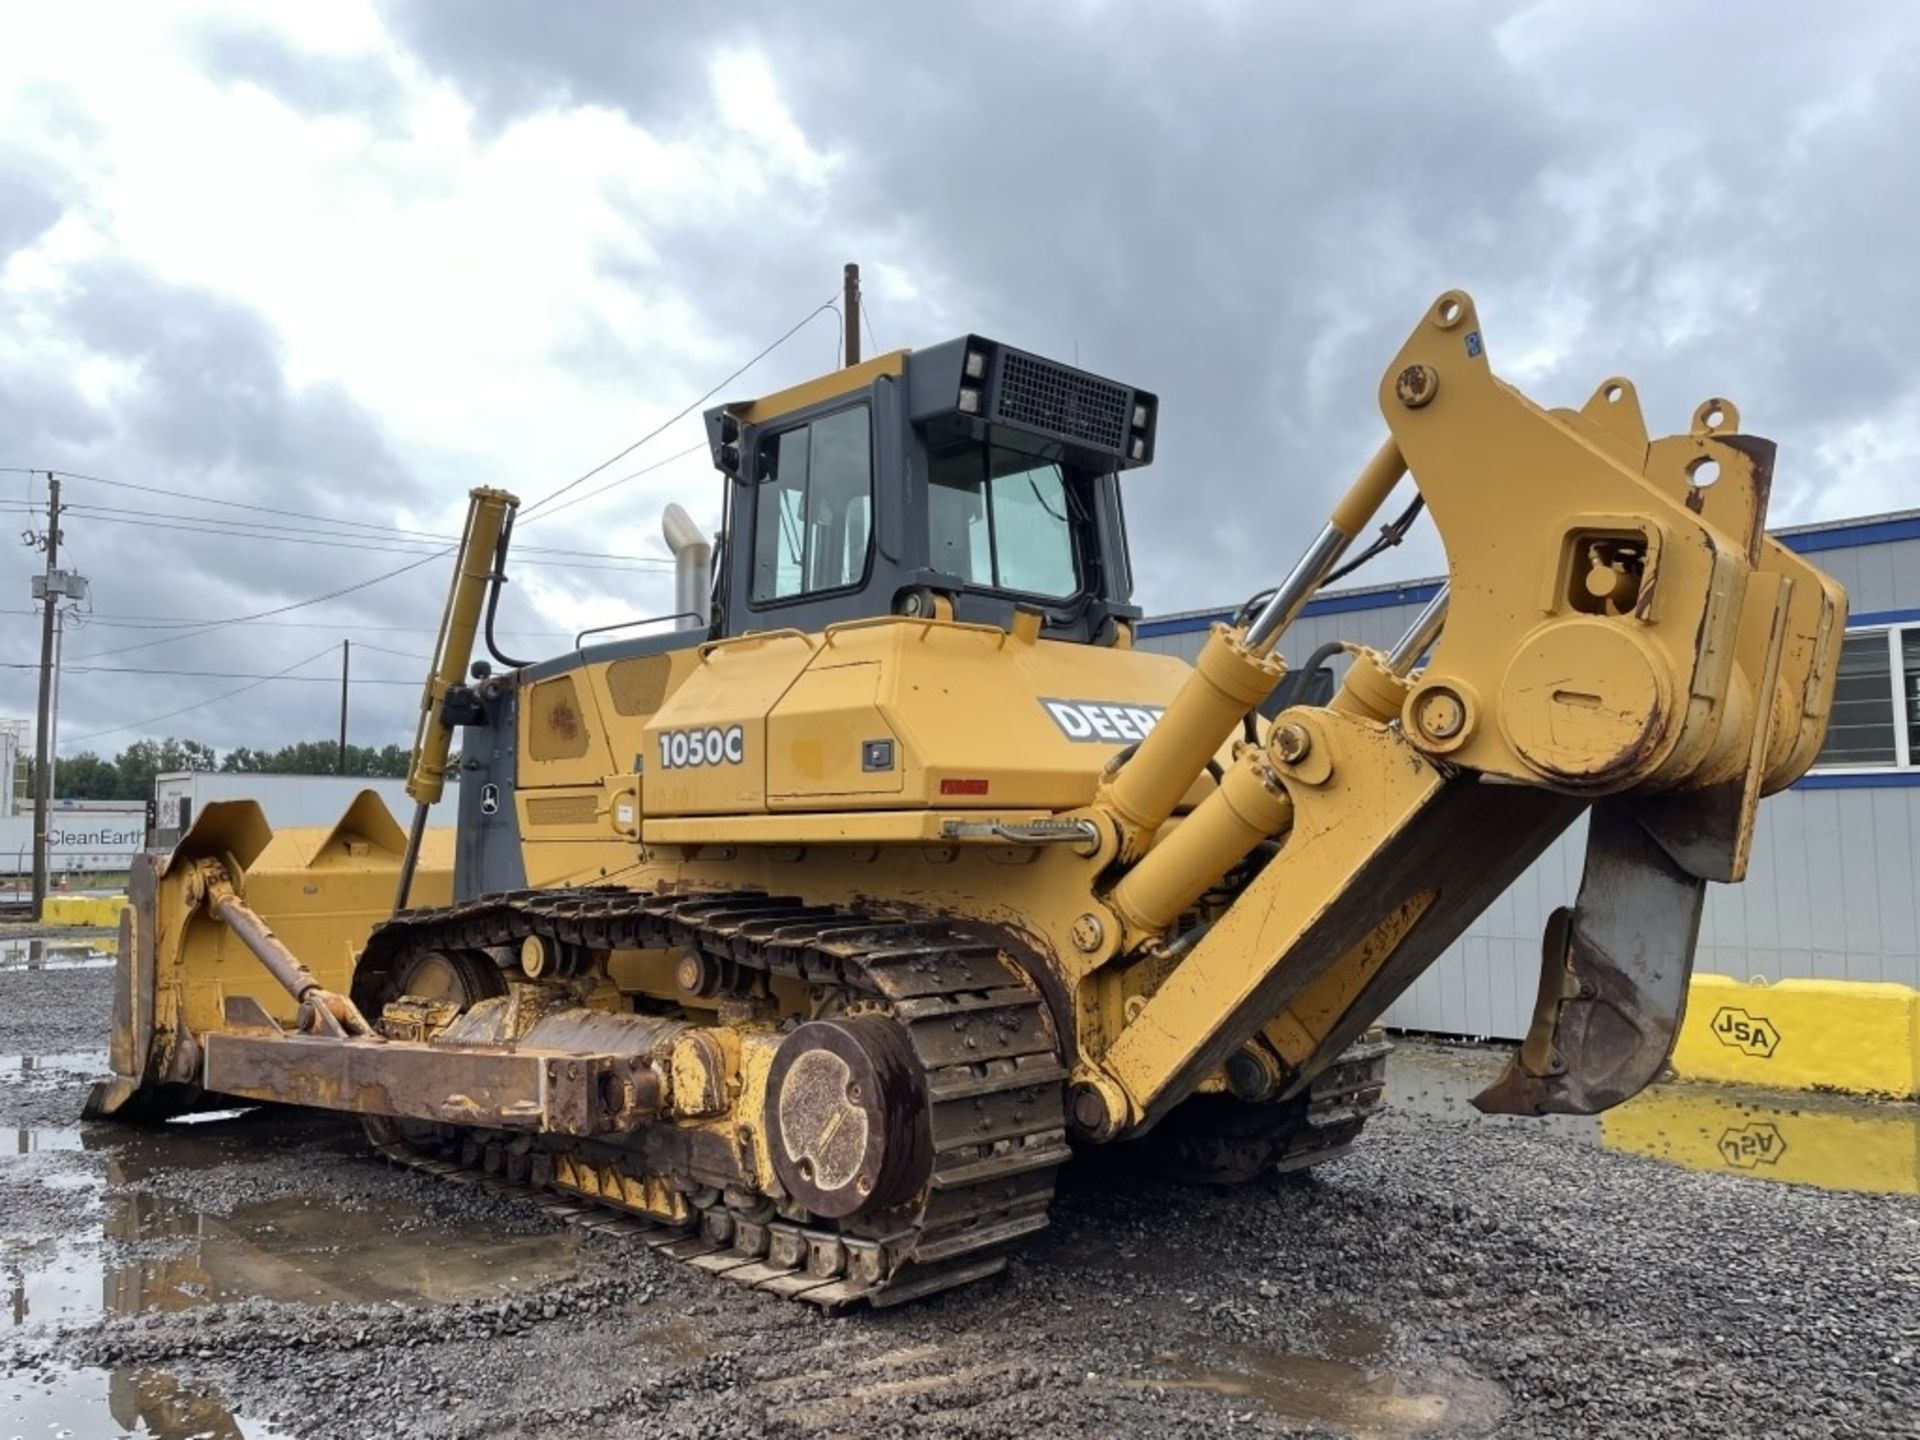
[[2, 956, 1915, 1438]]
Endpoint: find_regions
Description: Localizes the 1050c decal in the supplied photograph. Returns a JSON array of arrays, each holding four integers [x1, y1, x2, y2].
[[659, 725, 745, 769]]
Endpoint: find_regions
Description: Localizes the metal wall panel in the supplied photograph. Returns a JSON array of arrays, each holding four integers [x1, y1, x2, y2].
[[1816, 536, 1920, 616], [1367, 788, 1920, 1038]]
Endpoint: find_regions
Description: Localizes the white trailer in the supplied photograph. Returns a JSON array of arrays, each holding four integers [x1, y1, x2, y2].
[[151, 772, 428, 849]]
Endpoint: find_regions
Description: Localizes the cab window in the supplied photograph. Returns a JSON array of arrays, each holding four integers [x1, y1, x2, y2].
[[751, 405, 872, 603], [928, 445, 1080, 598]]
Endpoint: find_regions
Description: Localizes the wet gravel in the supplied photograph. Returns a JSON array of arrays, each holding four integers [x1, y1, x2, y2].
[[3, 949, 1915, 1438]]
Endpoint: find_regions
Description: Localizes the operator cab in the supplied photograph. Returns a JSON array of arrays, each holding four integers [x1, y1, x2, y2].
[[703, 338, 1158, 645]]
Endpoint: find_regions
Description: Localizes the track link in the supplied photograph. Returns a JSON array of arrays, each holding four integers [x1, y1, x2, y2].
[[360, 888, 1071, 1309]]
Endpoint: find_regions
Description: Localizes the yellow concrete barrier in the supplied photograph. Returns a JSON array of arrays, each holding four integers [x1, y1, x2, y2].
[[1602, 1084, 1920, 1196], [1671, 973, 1920, 1099], [41, 894, 130, 929]]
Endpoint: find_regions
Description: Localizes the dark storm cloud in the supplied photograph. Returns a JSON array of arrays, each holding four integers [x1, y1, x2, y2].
[[382, 0, 1920, 600], [191, 20, 407, 121], [376, 1, 712, 133], [0, 262, 455, 755], [9, 1, 1917, 762], [59, 262, 419, 501]]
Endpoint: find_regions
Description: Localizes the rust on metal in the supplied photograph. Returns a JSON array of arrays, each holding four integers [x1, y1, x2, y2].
[[1394, 363, 1439, 409], [197, 859, 377, 1039], [201, 1029, 662, 1135], [1473, 800, 1704, 1116], [764, 1016, 931, 1218]]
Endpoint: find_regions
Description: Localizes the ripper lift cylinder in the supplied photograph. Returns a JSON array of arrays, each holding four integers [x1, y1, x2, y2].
[[1385, 584, 1448, 673], [1107, 751, 1294, 935], [1097, 440, 1408, 862], [1245, 440, 1407, 653], [1099, 626, 1282, 858], [1110, 584, 1456, 938]]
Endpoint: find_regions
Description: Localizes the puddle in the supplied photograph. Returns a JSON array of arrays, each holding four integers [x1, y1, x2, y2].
[[0, 937, 114, 969], [6, 1183, 582, 1329], [6, 1127, 85, 1156], [1389, 1041, 1920, 1196], [4, 1113, 583, 1332], [2, 1110, 579, 1438], [3, 1051, 107, 1076], [1111, 1325, 1505, 1438], [5, 1364, 288, 1439], [630, 1318, 717, 1368]]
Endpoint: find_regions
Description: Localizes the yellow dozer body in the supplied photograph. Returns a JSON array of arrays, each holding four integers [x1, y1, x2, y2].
[[89, 292, 1845, 1308]]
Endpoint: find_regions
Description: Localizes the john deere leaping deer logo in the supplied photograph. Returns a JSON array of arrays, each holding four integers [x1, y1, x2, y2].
[[1710, 1006, 1780, 1058], [1717, 1122, 1788, 1169]]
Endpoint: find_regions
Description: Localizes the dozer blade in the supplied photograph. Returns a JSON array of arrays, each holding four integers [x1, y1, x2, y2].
[[1474, 801, 1705, 1116], [84, 792, 453, 1122]]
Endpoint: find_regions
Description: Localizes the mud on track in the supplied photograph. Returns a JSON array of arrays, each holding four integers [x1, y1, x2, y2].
[[3, 955, 1915, 1438]]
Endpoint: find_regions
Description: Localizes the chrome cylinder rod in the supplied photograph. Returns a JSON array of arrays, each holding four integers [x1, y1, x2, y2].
[[1245, 524, 1348, 654], [1386, 584, 1450, 674], [1244, 439, 1407, 656]]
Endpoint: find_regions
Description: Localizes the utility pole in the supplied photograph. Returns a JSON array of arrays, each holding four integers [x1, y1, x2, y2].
[[29, 474, 60, 919], [843, 262, 861, 368], [337, 639, 350, 774]]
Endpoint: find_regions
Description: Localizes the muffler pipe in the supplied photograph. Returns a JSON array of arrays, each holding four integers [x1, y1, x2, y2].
[[662, 502, 712, 632]]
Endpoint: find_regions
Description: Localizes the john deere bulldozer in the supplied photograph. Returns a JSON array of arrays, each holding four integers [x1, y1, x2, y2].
[[87, 291, 1844, 1307]]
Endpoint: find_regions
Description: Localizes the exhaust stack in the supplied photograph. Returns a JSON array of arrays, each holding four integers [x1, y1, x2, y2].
[[662, 503, 711, 632]]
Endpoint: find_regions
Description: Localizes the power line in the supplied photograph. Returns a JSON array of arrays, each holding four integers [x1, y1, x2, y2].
[[509, 441, 709, 525], [857, 277, 881, 358], [0, 607, 568, 636], [14, 287, 844, 670], [342, 642, 430, 663], [0, 661, 418, 684], [63, 642, 343, 744], [66, 548, 449, 662], [13, 479, 674, 563], [517, 295, 841, 523], [42, 506, 676, 573]]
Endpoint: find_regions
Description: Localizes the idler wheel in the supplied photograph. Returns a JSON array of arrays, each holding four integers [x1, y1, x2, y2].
[[764, 1017, 930, 1219]]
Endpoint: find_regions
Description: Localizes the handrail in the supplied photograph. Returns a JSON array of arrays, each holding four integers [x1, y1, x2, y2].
[[697, 628, 816, 658], [573, 612, 703, 649], [821, 614, 1010, 647]]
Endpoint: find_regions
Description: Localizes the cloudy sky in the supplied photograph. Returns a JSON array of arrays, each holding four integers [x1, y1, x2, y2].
[[1, 1, 1915, 764]]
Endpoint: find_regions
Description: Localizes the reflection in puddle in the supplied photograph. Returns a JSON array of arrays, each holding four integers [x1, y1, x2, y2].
[[5, 1173, 582, 1329], [1599, 1087, 1919, 1196], [3, 1051, 106, 1077], [8, 1125, 84, 1156], [1112, 1320, 1505, 1438], [5, 1364, 289, 1440], [1389, 1041, 1919, 1196], [0, 936, 114, 969], [4, 1112, 582, 1439]]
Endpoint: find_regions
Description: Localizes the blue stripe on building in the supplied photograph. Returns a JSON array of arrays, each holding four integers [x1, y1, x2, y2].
[[1137, 515, 1919, 639]]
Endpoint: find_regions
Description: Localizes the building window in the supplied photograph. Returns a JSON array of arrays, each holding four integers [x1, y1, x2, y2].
[[1905, 630, 1920, 762], [1813, 625, 1917, 771]]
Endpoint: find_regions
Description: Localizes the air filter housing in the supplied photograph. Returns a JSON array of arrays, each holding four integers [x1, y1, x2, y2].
[[907, 335, 1158, 471]]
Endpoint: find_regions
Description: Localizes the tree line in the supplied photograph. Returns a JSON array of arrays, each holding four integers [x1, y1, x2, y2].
[[48, 737, 410, 802]]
